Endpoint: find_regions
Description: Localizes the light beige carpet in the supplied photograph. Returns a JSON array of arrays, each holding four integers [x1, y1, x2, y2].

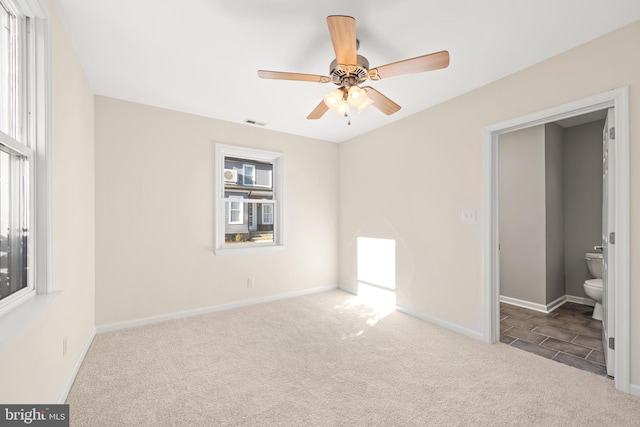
[[67, 290, 640, 426]]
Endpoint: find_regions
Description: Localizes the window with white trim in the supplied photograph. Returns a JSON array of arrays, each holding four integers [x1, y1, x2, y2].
[[228, 195, 244, 225], [0, 0, 49, 317], [215, 144, 283, 253], [262, 204, 273, 225], [242, 164, 255, 186]]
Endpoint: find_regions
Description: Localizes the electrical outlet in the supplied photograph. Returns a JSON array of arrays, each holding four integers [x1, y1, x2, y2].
[[247, 278, 255, 288], [62, 336, 68, 357]]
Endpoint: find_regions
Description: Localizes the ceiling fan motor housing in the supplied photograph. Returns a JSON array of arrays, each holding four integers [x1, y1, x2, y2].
[[329, 55, 370, 87]]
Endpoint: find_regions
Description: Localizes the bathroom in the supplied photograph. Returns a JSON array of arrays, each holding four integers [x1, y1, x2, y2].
[[497, 111, 608, 375]]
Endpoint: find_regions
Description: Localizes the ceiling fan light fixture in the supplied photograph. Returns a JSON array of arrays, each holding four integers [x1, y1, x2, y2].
[[357, 96, 374, 112], [347, 85, 367, 108], [323, 88, 344, 110], [334, 100, 349, 116], [322, 85, 371, 116]]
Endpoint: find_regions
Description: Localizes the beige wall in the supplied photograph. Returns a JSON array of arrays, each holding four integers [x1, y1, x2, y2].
[[498, 126, 546, 305], [0, 2, 96, 403], [338, 20, 640, 384], [94, 97, 339, 327]]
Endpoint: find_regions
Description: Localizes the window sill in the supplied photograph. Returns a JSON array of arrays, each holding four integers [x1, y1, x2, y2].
[[0, 291, 60, 347], [215, 243, 284, 256]]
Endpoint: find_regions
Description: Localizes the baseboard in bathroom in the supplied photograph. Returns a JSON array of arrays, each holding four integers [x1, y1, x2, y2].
[[500, 294, 597, 314], [566, 295, 595, 307], [546, 295, 566, 313], [500, 295, 570, 314], [499, 296, 554, 313]]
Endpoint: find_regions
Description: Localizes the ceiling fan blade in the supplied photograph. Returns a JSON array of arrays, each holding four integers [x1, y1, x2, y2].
[[326, 15, 357, 65], [363, 87, 401, 115], [258, 70, 332, 83], [307, 100, 329, 120], [368, 50, 450, 80]]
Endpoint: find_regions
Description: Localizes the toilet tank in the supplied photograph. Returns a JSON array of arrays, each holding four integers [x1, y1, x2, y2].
[[585, 252, 603, 279]]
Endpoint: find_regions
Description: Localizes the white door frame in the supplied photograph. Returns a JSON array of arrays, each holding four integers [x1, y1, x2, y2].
[[602, 108, 616, 376], [482, 87, 630, 393]]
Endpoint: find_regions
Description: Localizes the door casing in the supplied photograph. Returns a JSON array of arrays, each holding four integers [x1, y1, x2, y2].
[[482, 87, 630, 393], [602, 108, 616, 376]]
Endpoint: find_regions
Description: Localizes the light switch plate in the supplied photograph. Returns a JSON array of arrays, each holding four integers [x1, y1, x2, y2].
[[461, 209, 476, 223]]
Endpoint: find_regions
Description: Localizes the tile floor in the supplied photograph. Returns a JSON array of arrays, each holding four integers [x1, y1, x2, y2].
[[500, 302, 609, 377]]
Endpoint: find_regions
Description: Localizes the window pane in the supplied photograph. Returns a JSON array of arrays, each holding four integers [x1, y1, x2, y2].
[[243, 164, 255, 186], [227, 195, 244, 225], [0, 148, 28, 301], [0, 4, 14, 137], [0, 150, 9, 297], [220, 151, 279, 248], [230, 202, 241, 223], [223, 200, 274, 244], [262, 204, 273, 225]]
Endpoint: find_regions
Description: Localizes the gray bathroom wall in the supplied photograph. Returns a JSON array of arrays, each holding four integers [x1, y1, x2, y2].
[[499, 125, 547, 305], [563, 120, 604, 298], [545, 123, 565, 304]]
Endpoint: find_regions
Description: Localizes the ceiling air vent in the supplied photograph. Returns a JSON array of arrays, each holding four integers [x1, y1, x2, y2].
[[243, 118, 267, 126]]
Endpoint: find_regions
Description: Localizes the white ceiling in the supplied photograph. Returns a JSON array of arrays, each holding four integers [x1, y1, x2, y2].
[[54, 0, 640, 143]]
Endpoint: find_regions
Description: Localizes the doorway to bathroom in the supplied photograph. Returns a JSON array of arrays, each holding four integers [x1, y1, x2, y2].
[[482, 87, 630, 393], [497, 111, 608, 375]]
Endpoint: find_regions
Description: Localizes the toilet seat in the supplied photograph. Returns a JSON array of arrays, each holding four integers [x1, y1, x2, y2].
[[585, 252, 603, 260], [584, 278, 602, 289]]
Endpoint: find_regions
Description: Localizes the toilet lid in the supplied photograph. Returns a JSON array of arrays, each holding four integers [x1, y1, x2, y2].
[[585, 278, 603, 289]]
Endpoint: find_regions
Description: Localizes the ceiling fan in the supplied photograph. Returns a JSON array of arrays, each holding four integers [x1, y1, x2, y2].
[[257, 15, 449, 123]]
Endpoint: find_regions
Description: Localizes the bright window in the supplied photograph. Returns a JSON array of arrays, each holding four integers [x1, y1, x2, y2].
[[262, 204, 273, 225], [0, 0, 50, 317], [228, 195, 244, 225], [243, 164, 255, 186], [215, 144, 283, 253], [0, 3, 15, 138], [0, 147, 29, 302]]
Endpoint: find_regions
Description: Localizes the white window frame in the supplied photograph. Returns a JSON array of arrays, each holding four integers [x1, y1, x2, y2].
[[0, 0, 51, 320], [228, 195, 244, 225], [242, 164, 255, 186], [261, 203, 273, 225], [215, 144, 284, 254]]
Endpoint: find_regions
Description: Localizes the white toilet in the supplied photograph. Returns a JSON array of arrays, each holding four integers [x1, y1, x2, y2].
[[584, 252, 603, 321]]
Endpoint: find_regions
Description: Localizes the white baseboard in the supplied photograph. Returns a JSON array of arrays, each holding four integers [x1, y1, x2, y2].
[[96, 285, 339, 334], [396, 304, 484, 342], [546, 295, 566, 312], [500, 295, 561, 313], [338, 284, 357, 295], [57, 328, 96, 404], [500, 294, 596, 314], [566, 295, 596, 306], [338, 284, 484, 342], [630, 383, 640, 398]]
